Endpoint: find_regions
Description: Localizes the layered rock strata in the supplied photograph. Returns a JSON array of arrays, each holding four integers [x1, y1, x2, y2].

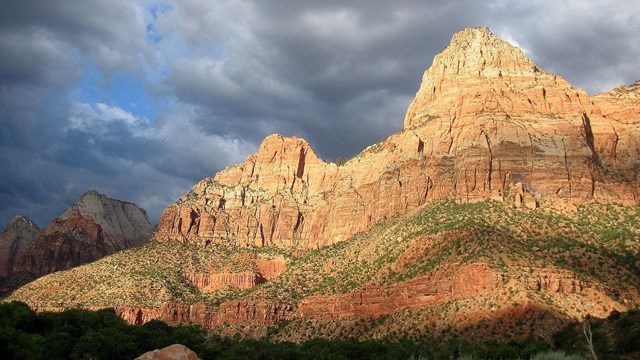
[[116, 301, 294, 327], [155, 27, 640, 250], [185, 257, 286, 292], [103, 265, 598, 330], [297, 264, 502, 320], [185, 272, 265, 292]]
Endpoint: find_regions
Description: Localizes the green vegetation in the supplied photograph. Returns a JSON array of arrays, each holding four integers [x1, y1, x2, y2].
[[1, 300, 613, 360], [6, 200, 640, 346], [250, 199, 640, 304], [553, 309, 640, 360], [0, 301, 209, 360]]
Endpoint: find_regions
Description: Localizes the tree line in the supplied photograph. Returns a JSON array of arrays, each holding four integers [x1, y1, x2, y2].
[[0, 301, 638, 359]]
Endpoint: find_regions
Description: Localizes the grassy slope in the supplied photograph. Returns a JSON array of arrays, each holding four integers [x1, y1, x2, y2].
[[253, 200, 640, 300], [8, 200, 640, 340]]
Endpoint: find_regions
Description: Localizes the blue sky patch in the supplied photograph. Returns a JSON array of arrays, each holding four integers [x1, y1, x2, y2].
[[74, 68, 159, 122]]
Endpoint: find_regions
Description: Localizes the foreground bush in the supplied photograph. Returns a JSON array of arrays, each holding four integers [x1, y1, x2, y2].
[[4, 301, 637, 359]]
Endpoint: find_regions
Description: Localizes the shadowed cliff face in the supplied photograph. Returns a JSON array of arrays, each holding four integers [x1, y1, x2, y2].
[[14, 190, 153, 278], [155, 27, 640, 250], [0, 216, 39, 278]]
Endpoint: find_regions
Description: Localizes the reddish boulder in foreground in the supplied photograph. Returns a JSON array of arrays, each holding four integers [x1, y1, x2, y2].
[[135, 344, 199, 360]]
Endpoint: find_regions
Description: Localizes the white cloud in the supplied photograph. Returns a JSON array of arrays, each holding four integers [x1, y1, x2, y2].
[[68, 102, 152, 137]]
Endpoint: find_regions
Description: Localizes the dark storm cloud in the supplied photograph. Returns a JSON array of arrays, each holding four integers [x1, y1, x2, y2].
[[0, 0, 150, 76], [1, 0, 639, 228], [162, 0, 486, 160], [0, 0, 247, 226]]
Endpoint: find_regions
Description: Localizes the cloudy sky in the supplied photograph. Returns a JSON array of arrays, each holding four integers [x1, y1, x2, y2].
[[1, 1, 638, 227]]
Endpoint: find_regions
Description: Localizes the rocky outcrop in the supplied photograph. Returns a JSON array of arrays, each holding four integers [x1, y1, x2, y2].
[[184, 257, 286, 292], [136, 344, 199, 360], [297, 264, 502, 320], [591, 80, 640, 123], [0, 216, 39, 277], [403, 27, 588, 128], [116, 300, 294, 327], [185, 272, 265, 292], [154, 27, 640, 251], [255, 257, 287, 280], [520, 270, 587, 294], [155, 135, 339, 248], [403, 27, 639, 203], [15, 190, 152, 277]]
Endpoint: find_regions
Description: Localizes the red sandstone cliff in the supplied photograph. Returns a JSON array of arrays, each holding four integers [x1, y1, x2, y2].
[[184, 256, 286, 292], [155, 27, 640, 250]]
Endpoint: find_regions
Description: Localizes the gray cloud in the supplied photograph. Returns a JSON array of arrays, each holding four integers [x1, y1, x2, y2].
[[1, 0, 639, 228], [485, 0, 640, 94], [161, 0, 485, 160], [0, 0, 151, 77]]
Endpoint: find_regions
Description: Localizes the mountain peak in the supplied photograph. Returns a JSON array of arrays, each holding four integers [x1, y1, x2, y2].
[[4, 215, 39, 233], [80, 189, 100, 198], [60, 190, 151, 242], [10, 191, 153, 279], [0, 215, 39, 277], [438, 26, 537, 77], [403, 27, 585, 128]]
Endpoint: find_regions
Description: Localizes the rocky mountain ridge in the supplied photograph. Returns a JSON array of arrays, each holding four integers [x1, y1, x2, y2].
[[1, 190, 153, 285], [0, 216, 40, 277], [155, 27, 639, 251], [7, 27, 640, 342]]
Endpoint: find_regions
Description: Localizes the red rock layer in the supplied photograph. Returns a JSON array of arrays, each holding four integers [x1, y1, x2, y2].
[[297, 264, 502, 319], [184, 272, 264, 293], [520, 270, 587, 294], [115, 300, 294, 327], [255, 258, 287, 280], [184, 257, 286, 292], [153, 27, 639, 252]]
